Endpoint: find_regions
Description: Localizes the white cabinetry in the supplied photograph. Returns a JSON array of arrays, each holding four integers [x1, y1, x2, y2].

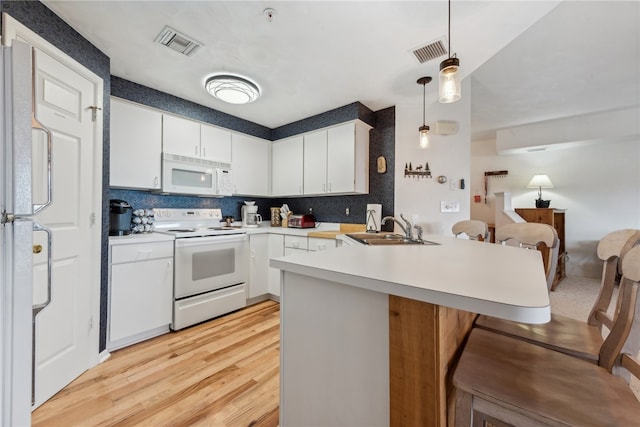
[[249, 233, 284, 299], [163, 114, 232, 163], [232, 133, 270, 196], [274, 120, 371, 197], [326, 121, 370, 194], [108, 240, 174, 350], [303, 130, 328, 195], [284, 235, 308, 256], [200, 124, 232, 163], [269, 234, 284, 297], [110, 98, 163, 190], [272, 136, 304, 196], [249, 234, 269, 299], [308, 237, 337, 252]]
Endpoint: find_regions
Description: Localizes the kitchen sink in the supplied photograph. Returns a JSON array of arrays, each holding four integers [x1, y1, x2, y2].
[[345, 233, 439, 246]]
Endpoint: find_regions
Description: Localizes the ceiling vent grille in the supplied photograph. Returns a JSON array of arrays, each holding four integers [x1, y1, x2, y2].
[[411, 38, 447, 64], [155, 26, 202, 56]]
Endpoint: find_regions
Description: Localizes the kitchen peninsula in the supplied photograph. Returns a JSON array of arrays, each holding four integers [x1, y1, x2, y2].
[[271, 235, 550, 426]]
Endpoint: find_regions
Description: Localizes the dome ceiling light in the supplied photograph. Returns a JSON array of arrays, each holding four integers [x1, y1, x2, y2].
[[204, 74, 261, 104]]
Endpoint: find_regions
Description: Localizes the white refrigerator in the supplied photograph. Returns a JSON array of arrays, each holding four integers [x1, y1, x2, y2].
[[1, 40, 50, 426]]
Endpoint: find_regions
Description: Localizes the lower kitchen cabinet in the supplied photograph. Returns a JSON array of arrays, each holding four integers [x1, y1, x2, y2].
[[108, 240, 174, 351], [249, 234, 270, 299], [268, 234, 284, 297], [249, 233, 284, 300], [309, 237, 337, 251]]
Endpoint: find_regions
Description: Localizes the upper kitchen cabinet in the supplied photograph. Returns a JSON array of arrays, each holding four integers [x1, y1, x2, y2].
[[326, 121, 370, 194], [110, 98, 163, 190], [162, 114, 232, 163], [299, 120, 371, 196], [272, 136, 304, 197], [231, 133, 270, 196], [303, 130, 328, 195], [201, 124, 232, 163]]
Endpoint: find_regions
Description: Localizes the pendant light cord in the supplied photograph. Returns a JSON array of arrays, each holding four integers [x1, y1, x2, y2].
[[448, 0, 451, 58], [422, 82, 426, 126]]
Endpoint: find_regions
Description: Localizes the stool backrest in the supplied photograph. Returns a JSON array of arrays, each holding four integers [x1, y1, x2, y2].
[[452, 220, 489, 242], [589, 229, 640, 330], [496, 222, 559, 290], [605, 244, 640, 380]]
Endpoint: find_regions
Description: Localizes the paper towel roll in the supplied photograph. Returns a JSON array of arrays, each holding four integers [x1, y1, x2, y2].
[[366, 204, 382, 232]]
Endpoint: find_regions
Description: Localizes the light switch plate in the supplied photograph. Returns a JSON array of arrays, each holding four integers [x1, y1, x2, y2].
[[440, 201, 460, 213]]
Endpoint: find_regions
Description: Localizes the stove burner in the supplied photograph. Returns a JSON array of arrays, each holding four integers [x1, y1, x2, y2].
[[168, 228, 195, 233]]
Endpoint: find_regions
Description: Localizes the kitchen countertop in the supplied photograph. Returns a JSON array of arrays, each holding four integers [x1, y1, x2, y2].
[[271, 234, 551, 324], [242, 222, 364, 238]]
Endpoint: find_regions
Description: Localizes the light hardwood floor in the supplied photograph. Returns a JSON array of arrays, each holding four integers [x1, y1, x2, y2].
[[32, 300, 280, 427]]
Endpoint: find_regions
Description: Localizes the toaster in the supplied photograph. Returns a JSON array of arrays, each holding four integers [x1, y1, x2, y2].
[[287, 214, 316, 228]]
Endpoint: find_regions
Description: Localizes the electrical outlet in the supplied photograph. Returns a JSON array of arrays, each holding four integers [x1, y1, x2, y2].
[[345, 207, 350, 216]]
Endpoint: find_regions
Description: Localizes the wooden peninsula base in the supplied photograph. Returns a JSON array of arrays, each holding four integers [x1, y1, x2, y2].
[[389, 296, 476, 426]]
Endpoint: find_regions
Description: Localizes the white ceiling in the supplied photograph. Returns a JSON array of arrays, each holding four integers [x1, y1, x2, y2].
[[41, 1, 639, 139]]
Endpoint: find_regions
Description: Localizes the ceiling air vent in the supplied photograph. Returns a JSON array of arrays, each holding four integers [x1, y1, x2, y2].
[[155, 26, 202, 56], [411, 38, 447, 64]]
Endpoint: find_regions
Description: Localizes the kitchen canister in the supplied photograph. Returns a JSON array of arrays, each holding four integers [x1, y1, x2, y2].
[[270, 207, 281, 227]]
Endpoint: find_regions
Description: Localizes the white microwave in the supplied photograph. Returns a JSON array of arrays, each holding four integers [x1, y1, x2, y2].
[[161, 153, 233, 196]]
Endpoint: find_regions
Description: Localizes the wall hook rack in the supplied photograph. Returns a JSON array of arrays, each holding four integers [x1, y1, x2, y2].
[[483, 170, 508, 203], [404, 162, 432, 178]]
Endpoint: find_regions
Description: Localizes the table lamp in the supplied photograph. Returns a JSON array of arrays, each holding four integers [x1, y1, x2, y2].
[[527, 174, 553, 208]]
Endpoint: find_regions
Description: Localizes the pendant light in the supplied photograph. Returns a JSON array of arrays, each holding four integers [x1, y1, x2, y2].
[[417, 76, 432, 149], [439, 0, 461, 103]]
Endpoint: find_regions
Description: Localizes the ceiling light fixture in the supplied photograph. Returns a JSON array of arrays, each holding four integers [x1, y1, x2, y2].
[[417, 76, 432, 149], [204, 74, 260, 104], [439, 0, 461, 103]]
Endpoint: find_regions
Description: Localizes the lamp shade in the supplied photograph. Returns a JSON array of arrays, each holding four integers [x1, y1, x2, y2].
[[527, 175, 554, 189]]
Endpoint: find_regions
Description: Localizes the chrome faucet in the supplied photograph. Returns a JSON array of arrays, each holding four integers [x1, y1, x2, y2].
[[382, 214, 413, 240], [413, 224, 423, 241]]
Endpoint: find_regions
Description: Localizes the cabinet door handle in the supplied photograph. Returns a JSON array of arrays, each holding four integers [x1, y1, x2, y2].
[[251, 248, 256, 258], [195, 145, 199, 156], [328, 182, 332, 192], [202, 147, 206, 157], [154, 176, 159, 187]]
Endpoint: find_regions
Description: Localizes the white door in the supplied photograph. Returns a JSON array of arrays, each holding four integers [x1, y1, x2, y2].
[[31, 47, 97, 409]]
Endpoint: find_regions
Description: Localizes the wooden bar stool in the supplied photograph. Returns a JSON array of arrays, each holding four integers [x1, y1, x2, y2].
[[493, 222, 559, 290], [475, 229, 640, 364], [452, 220, 489, 242], [453, 244, 640, 426]]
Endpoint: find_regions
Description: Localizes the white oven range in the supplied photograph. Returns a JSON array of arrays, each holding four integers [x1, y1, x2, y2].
[[154, 208, 248, 330]]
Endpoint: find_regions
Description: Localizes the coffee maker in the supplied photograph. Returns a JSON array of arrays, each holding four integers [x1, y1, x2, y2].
[[109, 199, 133, 236], [241, 201, 262, 228]]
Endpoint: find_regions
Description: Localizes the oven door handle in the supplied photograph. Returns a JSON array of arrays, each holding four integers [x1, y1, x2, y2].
[[174, 234, 247, 248]]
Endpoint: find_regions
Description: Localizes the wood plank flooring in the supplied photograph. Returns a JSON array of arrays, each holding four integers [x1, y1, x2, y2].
[[32, 300, 280, 427]]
